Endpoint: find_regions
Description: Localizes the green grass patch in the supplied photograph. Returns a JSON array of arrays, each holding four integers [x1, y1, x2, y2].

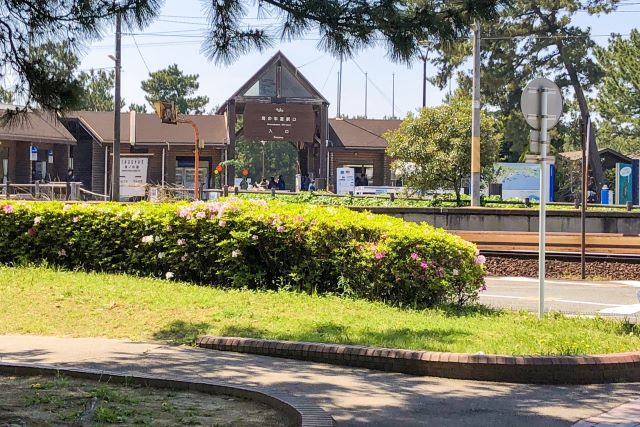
[[1, 265, 639, 355]]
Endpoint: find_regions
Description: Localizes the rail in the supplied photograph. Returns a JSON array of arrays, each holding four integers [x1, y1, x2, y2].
[[2, 182, 83, 201], [452, 230, 640, 256]]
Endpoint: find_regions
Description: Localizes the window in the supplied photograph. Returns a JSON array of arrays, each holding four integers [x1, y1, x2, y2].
[[244, 63, 277, 97]]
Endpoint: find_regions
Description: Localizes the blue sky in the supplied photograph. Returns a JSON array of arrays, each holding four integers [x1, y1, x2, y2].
[[79, 0, 638, 118]]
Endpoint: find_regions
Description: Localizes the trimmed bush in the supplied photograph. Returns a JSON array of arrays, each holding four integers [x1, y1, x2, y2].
[[0, 199, 485, 307]]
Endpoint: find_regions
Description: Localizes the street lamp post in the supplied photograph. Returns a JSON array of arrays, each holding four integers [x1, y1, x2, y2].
[[111, 11, 122, 201], [261, 140, 266, 178]]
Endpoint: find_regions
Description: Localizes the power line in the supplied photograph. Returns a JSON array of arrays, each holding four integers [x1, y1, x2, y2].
[[130, 34, 151, 74], [352, 58, 406, 115], [320, 58, 336, 92]]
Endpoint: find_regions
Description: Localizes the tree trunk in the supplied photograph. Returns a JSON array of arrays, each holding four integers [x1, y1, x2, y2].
[[556, 40, 604, 202]]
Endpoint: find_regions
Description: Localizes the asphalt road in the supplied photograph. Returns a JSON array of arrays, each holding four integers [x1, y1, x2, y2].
[[481, 277, 640, 316]]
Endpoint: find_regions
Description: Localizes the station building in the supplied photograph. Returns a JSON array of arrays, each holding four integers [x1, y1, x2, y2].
[[0, 108, 75, 184], [1, 52, 401, 194]]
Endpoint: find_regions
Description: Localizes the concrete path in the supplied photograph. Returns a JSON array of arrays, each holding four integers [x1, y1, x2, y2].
[[482, 277, 640, 316], [1, 335, 640, 426]]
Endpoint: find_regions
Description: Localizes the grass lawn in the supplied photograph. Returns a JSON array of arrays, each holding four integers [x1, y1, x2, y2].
[[1, 265, 639, 356]]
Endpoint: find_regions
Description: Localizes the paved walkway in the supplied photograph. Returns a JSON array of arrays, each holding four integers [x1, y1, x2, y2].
[[1, 335, 639, 426]]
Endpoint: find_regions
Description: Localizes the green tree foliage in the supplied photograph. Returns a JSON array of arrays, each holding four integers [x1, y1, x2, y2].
[[77, 69, 122, 112], [0, 87, 13, 103], [437, 1, 618, 160], [203, 0, 501, 64], [128, 103, 148, 113], [0, 1, 159, 116], [235, 139, 298, 188], [594, 30, 640, 154], [25, 41, 85, 114], [140, 64, 209, 114], [384, 93, 501, 205]]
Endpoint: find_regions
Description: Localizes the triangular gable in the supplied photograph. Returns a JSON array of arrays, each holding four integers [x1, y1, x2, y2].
[[218, 51, 328, 113]]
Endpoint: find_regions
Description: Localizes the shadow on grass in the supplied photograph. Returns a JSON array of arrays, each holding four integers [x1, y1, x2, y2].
[[436, 303, 504, 318], [153, 320, 211, 346], [218, 322, 469, 352]]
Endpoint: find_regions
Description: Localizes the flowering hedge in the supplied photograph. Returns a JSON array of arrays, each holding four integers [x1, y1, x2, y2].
[[0, 199, 486, 307]]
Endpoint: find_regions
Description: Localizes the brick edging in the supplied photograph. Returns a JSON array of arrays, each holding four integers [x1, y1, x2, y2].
[[0, 361, 335, 427], [197, 336, 640, 384]]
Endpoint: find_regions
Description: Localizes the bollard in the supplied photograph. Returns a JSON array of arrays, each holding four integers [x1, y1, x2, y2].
[[627, 201, 634, 211], [34, 181, 40, 199], [524, 197, 530, 207], [223, 185, 229, 197], [4, 181, 9, 199], [390, 192, 395, 202], [70, 182, 78, 201], [234, 186, 239, 195], [271, 188, 276, 197]]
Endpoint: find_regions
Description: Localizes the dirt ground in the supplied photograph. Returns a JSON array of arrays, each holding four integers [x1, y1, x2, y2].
[[0, 374, 293, 426], [485, 256, 640, 280]]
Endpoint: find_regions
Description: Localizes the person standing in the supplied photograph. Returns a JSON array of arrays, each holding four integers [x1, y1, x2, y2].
[[278, 174, 285, 190], [65, 168, 76, 200]]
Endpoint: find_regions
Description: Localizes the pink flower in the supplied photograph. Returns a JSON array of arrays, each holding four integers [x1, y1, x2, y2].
[[218, 220, 227, 227], [295, 215, 305, 222], [2, 204, 13, 214], [177, 206, 193, 218], [62, 204, 71, 212], [251, 235, 259, 240], [72, 216, 79, 223], [177, 238, 186, 246], [33, 216, 42, 225], [27, 227, 37, 237], [420, 261, 429, 270], [480, 283, 487, 292], [410, 252, 419, 260], [231, 249, 241, 258], [475, 254, 486, 265], [195, 211, 206, 220], [374, 252, 386, 260], [276, 225, 285, 233]]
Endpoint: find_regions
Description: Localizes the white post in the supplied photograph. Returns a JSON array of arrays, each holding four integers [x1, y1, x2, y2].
[[104, 146, 109, 196], [161, 147, 166, 188], [538, 89, 549, 319]]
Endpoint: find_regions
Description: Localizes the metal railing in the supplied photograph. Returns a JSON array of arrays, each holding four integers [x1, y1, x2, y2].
[[2, 181, 84, 201]]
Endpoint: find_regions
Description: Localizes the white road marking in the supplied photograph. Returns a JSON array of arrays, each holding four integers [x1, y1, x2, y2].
[[599, 304, 640, 315], [553, 299, 618, 307], [488, 277, 626, 288], [611, 281, 640, 288], [480, 294, 528, 300], [482, 295, 621, 308]]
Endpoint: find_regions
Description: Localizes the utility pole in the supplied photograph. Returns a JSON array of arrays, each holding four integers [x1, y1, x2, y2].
[[392, 73, 395, 118], [421, 50, 429, 108], [337, 55, 343, 117], [470, 19, 481, 207], [111, 11, 122, 201], [364, 72, 368, 118]]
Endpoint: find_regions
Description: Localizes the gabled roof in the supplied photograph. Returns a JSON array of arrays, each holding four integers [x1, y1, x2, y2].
[[329, 118, 401, 150], [0, 109, 76, 145], [66, 111, 227, 146], [217, 51, 328, 114], [560, 148, 634, 163]]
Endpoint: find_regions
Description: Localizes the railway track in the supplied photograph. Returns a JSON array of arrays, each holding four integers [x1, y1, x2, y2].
[[451, 231, 640, 263]]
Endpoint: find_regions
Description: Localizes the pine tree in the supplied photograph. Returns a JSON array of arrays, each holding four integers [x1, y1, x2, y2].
[[594, 30, 640, 153], [140, 64, 210, 114]]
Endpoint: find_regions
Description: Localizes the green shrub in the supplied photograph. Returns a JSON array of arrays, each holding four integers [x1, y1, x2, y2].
[[0, 199, 485, 307]]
